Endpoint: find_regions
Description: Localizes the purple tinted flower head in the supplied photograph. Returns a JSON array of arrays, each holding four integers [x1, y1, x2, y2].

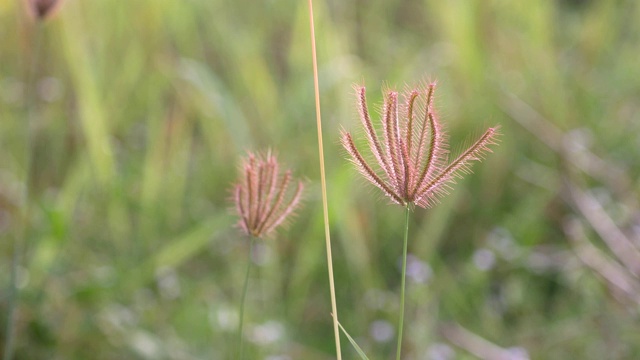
[[341, 82, 500, 208], [233, 150, 304, 238], [24, 0, 63, 20]]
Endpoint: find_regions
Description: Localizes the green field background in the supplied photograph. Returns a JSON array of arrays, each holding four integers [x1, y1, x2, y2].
[[1, 0, 640, 359]]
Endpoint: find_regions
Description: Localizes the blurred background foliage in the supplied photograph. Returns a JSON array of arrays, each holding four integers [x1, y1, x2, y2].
[[1, 0, 640, 359]]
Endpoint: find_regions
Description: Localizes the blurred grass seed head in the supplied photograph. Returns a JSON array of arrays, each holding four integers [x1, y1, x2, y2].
[[232, 150, 304, 238], [23, 0, 63, 20]]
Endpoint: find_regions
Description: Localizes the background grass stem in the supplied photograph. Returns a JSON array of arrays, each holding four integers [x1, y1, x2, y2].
[[3, 242, 18, 360], [237, 235, 256, 360], [3, 22, 44, 360]]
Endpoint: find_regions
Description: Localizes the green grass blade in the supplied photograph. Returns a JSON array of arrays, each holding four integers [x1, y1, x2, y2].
[[336, 320, 371, 360]]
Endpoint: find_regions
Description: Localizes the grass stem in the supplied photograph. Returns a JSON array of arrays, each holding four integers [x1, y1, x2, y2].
[[3, 23, 43, 360], [396, 205, 410, 360], [307, 1, 342, 359], [3, 244, 19, 360], [237, 235, 256, 360]]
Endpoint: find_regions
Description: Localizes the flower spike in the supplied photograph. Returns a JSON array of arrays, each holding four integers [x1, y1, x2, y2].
[[341, 82, 500, 208], [233, 151, 304, 238]]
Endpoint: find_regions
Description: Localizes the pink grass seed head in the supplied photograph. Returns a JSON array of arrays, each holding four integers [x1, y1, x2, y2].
[[341, 82, 500, 208], [232, 150, 304, 238]]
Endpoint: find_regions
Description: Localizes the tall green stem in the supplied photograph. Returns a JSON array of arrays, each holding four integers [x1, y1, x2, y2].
[[307, 0, 342, 358], [237, 236, 256, 360], [396, 205, 410, 360]]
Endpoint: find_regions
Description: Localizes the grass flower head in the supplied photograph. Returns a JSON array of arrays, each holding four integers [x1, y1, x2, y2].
[[233, 150, 304, 238], [24, 0, 63, 20], [341, 82, 500, 208]]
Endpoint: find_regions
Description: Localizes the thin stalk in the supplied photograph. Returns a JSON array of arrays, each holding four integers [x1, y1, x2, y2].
[[396, 205, 410, 360], [3, 242, 19, 360], [307, 1, 342, 359], [237, 236, 256, 360], [4, 23, 43, 360]]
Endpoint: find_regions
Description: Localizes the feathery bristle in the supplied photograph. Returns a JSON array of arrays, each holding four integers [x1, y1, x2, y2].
[[414, 127, 501, 208], [341, 130, 404, 205]]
